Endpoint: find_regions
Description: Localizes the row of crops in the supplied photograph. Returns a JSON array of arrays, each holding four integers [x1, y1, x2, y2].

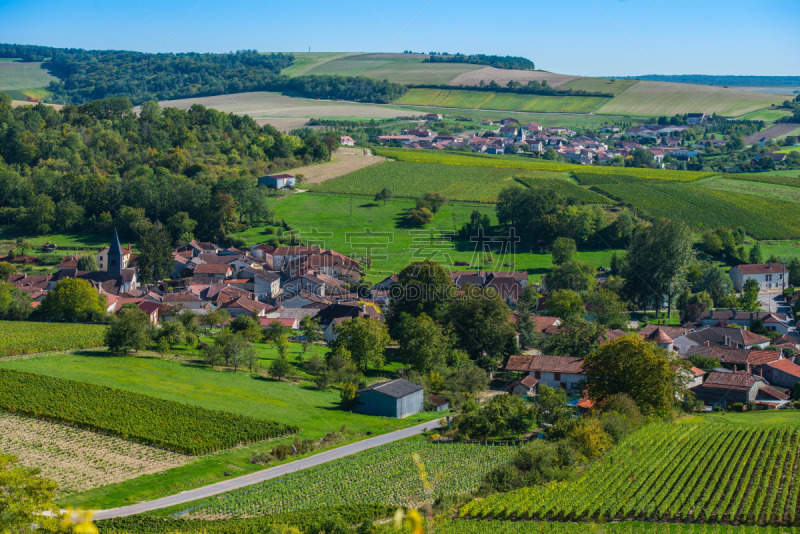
[[372, 148, 715, 181], [438, 520, 800, 533], [394, 88, 608, 113], [460, 421, 800, 525], [97, 505, 392, 533], [0, 321, 106, 356], [0, 369, 297, 455], [189, 440, 518, 517], [590, 180, 800, 239], [310, 160, 525, 202], [514, 176, 610, 204]]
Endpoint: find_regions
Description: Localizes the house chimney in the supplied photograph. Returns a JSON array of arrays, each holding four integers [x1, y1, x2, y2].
[[724, 335, 730, 346], [705, 341, 710, 346], [746, 363, 750, 374], [734, 364, 737, 372]]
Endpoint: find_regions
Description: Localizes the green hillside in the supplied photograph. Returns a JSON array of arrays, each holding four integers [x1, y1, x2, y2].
[[0, 58, 56, 100]]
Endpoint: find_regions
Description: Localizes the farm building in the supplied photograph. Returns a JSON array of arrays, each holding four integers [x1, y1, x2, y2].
[[339, 136, 356, 146], [258, 174, 296, 189], [507, 375, 538, 396], [505, 354, 585, 393], [427, 394, 450, 412], [354, 379, 424, 418]]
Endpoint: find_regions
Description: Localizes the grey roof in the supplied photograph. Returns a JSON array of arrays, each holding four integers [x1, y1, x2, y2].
[[356, 379, 423, 399]]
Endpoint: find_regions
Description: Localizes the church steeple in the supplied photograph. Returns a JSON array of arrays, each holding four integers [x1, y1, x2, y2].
[[108, 228, 123, 278]]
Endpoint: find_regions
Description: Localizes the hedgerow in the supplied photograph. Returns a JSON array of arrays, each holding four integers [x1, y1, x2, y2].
[[0, 369, 297, 455]]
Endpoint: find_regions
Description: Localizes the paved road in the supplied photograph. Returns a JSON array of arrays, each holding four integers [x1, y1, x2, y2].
[[93, 419, 442, 520]]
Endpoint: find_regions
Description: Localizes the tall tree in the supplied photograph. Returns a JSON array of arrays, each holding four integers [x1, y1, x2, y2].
[[330, 317, 390, 372], [105, 304, 152, 354], [551, 237, 576, 265], [748, 242, 764, 264], [397, 313, 453, 373], [547, 260, 597, 292], [37, 278, 106, 323], [389, 260, 454, 334], [137, 222, 174, 283], [623, 219, 693, 315], [584, 335, 678, 415], [446, 286, 517, 361]]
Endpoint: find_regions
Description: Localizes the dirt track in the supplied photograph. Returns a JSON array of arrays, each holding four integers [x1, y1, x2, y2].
[[288, 148, 386, 184]]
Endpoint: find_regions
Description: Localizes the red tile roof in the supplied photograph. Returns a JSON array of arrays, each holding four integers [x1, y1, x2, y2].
[[193, 264, 231, 275], [506, 354, 584, 374], [507, 375, 538, 391], [648, 327, 674, 344], [767, 359, 800, 379], [690, 366, 706, 377], [734, 263, 788, 275], [703, 371, 757, 391]]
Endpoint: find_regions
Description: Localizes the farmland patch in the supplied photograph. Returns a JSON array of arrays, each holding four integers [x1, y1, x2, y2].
[[0, 412, 188, 494], [395, 88, 608, 113], [187, 440, 517, 516], [0, 321, 106, 356]]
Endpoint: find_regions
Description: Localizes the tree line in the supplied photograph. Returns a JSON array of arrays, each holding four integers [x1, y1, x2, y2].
[[423, 53, 536, 71], [0, 94, 335, 241], [411, 79, 613, 98], [0, 44, 407, 105]]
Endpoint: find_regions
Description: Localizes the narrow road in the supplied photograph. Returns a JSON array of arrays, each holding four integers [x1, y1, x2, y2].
[[93, 419, 442, 520]]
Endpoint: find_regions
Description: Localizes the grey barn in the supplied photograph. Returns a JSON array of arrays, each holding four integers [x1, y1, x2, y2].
[[354, 379, 424, 418]]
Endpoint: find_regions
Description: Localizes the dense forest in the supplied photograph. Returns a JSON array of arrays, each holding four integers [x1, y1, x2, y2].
[[622, 74, 800, 87], [0, 44, 407, 105], [423, 53, 536, 71], [0, 94, 335, 241]]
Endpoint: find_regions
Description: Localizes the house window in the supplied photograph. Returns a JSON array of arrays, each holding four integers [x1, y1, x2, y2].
[[534, 371, 541, 379], [766, 275, 773, 282], [554, 372, 561, 381], [560, 382, 566, 389]]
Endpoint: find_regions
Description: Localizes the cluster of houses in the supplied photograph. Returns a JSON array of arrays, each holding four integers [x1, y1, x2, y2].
[[6, 231, 385, 339], [375, 115, 715, 165]]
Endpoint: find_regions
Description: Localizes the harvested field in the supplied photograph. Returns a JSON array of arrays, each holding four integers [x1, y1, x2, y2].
[[157, 92, 412, 121], [744, 123, 800, 145], [253, 117, 310, 132], [395, 88, 607, 113], [296, 53, 484, 85], [11, 99, 63, 110], [288, 148, 386, 184], [449, 67, 579, 88], [597, 80, 785, 117], [0, 412, 189, 494]]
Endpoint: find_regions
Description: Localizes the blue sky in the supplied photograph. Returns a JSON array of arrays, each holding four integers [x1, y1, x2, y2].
[[0, 0, 797, 76]]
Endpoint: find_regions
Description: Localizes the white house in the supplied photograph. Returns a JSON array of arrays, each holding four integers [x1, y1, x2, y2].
[[339, 136, 356, 146], [506, 354, 585, 392], [729, 263, 788, 291]]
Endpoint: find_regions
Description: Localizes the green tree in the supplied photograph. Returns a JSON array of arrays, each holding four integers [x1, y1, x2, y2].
[[569, 418, 613, 459], [300, 315, 321, 352], [54, 199, 85, 232], [546, 289, 584, 319], [137, 222, 174, 283], [455, 394, 533, 440], [269, 356, 293, 381], [547, 260, 597, 292], [0, 454, 63, 533], [623, 219, 693, 315], [330, 317, 390, 372], [157, 320, 186, 349], [105, 304, 152, 354], [0, 281, 32, 320], [542, 315, 602, 358], [739, 277, 761, 312], [373, 187, 392, 206], [397, 313, 452, 373], [76, 254, 98, 271], [230, 315, 263, 342], [551, 237, 577, 265], [748, 242, 764, 264], [418, 192, 447, 213], [0, 261, 15, 280], [535, 384, 573, 433], [446, 286, 517, 360], [585, 287, 628, 329], [701, 231, 723, 255], [584, 335, 678, 415], [214, 330, 254, 372], [406, 206, 433, 226], [389, 260, 454, 331], [37, 278, 107, 323], [166, 211, 197, 245], [19, 194, 56, 235]]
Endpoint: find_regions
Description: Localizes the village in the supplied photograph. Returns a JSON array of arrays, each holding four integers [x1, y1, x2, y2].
[[5, 228, 800, 417]]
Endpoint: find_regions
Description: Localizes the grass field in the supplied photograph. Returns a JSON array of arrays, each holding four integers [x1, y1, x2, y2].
[[0, 321, 106, 356], [0, 412, 188, 494], [449, 67, 579, 89], [698, 176, 800, 203], [562, 77, 638, 96], [461, 418, 800, 525], [597, 80, 785, 117], [235, 193, 620, 279], [286, 52, 485, 85], [0, 58, 56, 99], [309, 160, 538, 202], [395, 88, 608, 113], [0, 349, 440, 507], [185, 439, 517, 517], [741, 109, 794, 122], [279, 52, 358, 77], [593, 180, 800, 239]]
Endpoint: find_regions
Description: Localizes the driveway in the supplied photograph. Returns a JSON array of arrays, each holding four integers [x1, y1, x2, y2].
[[93, 419, 442, 520]]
